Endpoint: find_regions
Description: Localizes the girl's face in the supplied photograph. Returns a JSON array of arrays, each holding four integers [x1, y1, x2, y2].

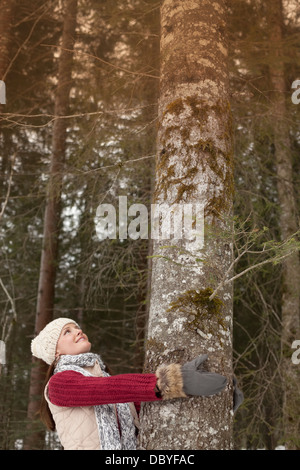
[[56, 323, 91, 357]]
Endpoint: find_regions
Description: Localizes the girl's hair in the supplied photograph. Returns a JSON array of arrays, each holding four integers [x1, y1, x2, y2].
[[39, 359, 58, 431], [39, 356, 113, 431]]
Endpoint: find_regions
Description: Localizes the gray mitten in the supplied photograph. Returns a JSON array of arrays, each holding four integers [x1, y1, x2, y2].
[[181, 354, 227, 397], [155, 354, 226, 400]]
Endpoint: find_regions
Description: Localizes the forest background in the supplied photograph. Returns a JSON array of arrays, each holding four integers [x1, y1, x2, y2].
[[0, 0, 300, 450]]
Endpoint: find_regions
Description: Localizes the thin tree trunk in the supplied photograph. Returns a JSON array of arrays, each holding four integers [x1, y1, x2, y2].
[[0, 0, 16, 379], [268, 0, 300, 450], [139, 0, 234, 450], [24, 0, 77, 450], [0, 0, 15, 192], [0, 0, 15, 81]]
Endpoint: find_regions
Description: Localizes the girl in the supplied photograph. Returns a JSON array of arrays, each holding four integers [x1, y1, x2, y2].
[[31, 317, 229, 450]]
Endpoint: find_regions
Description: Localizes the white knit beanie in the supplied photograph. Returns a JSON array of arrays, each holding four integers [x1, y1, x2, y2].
[[31, 318, 79, 365]]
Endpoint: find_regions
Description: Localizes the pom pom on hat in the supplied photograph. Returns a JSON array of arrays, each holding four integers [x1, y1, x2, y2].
[[31, 318, 79, 365]]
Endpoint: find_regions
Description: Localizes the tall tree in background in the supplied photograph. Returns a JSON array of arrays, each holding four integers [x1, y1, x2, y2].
[[268, 0, 300, 449], [139, 0, 234, 449], [24, 0, 77, 449], [0, 0, 61, 448], [0, 0, 16, 357], [0, 0, 15, 82], [228, 0, 300, 449]]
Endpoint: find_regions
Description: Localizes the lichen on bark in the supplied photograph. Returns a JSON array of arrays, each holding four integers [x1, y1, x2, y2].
[[154, 94, 234, 219]]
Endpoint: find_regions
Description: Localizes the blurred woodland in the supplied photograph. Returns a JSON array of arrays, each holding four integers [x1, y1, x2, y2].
[[0, 0, 299, 450]]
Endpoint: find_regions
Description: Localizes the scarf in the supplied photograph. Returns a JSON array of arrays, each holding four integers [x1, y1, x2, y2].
[[54, 352, 137, 450]]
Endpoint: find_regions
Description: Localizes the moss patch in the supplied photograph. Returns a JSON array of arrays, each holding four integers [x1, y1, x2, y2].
[[167, 288, 227, 345]]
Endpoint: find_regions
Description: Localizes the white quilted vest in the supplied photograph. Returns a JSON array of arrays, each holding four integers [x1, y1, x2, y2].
[[44, 359, 139, 450]]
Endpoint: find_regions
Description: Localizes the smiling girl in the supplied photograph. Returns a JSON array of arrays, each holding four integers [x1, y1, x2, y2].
[[56, 323, 91, 356], [31, 317, 235, 450]]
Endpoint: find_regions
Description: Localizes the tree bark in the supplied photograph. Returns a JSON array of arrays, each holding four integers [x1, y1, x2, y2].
[[139, 0, 234, 450], [0, 0, 15, 81], [24, 0, 77, 450], [268, 0, 300, 450]]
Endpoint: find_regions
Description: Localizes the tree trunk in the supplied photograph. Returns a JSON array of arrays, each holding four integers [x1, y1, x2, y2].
[[0, 0, 15, 81], [268, 0, 300, 450], [24, 0, 77, 450], [139, 0, 234, 450]]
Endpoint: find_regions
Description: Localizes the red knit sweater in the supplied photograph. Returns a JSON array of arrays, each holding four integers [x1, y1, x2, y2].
[[48, 371, 161, 411]]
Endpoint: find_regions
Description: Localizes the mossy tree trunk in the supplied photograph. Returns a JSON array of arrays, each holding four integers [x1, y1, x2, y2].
[[139, 0, 234, 450], [268, 0, 300, 450]]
